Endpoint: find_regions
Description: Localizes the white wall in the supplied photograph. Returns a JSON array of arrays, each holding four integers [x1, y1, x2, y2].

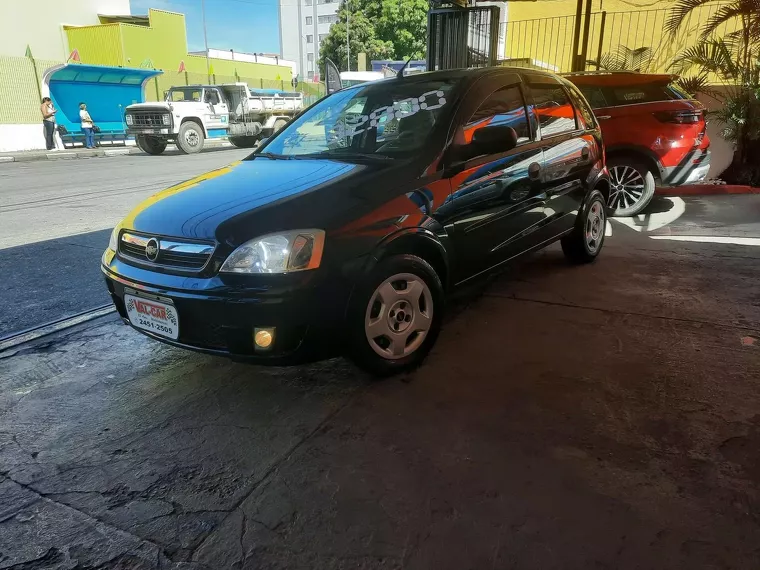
[[205, 48, 297, 76], [0, 0, 130, 59], [698, 89, 736, 179]]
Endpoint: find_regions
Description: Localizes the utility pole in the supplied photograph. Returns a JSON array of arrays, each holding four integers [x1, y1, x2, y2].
[[201, 0, 211, 81], [346, 0, 350, 72]]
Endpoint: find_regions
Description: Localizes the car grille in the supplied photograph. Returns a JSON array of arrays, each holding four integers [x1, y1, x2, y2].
[[130, 113, 165, 127], [119, 232, 214, 270]]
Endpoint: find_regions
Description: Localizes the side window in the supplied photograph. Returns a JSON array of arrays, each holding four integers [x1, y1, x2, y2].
[[565, 84, 596, 129], [465, 85, 531, 146], [577, 86, 607, 110], [531, 84, 577, 137]]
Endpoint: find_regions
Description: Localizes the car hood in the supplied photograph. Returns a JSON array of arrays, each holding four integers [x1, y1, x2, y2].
[[121, 157, 401, 243]]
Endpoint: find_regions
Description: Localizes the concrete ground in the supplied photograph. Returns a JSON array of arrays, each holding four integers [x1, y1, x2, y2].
[[1, 196, 759, 569], [0, 148, 251, 337]]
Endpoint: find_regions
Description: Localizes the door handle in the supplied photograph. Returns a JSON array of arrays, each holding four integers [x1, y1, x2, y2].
[[596, 115, 612, 121], [528, 162, 541, 180]]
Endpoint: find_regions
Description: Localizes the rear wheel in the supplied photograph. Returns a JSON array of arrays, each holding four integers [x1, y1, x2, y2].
[[347, 255, 444, 377], [561, 189, 607, 264], [228, 136, 259, 148], [176, 121, 204, 154], [136, 135, 167, 155], [607, 156, 656, 216], [273, 118, 288, 134]]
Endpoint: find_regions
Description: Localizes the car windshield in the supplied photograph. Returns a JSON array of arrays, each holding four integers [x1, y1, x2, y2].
[[260, 78, 457, 158]]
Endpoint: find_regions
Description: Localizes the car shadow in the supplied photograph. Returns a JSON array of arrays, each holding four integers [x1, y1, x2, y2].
[[0, 228, 111, 338]]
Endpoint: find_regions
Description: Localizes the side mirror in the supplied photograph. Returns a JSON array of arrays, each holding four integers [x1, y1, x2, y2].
[[471, 125, 518, 155]]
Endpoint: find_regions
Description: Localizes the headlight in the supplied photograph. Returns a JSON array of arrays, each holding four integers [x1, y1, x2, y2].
[[219, 230, 325, 274], [162, 114, 171, 125], [108, 224, 122, 252], [125, 114, 133, 126]]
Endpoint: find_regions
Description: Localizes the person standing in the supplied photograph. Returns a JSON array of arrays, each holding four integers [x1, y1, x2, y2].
[[40, 97, 57, 150], [79, 102, 95, 149]]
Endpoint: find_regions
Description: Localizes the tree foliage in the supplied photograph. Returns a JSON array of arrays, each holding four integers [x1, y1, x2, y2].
[[587, 46, 654, 72], [666, 0, 760, 178], [318, 0, 428, 74]]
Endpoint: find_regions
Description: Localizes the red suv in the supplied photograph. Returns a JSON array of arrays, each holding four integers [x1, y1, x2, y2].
[[566, 72, 711, 216]]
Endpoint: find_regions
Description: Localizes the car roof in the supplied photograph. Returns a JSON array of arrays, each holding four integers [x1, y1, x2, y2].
[[563, 71, 677, 86], [352, 66, 563, 89]]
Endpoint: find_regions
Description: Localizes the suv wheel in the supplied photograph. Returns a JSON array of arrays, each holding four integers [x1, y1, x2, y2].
[[347, 255, 443, 377], [607, 157, 655, 217]]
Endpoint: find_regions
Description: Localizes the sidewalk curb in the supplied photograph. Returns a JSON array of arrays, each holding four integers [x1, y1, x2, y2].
[[656, 184, 760, 196], [0, 141, 234, 164]]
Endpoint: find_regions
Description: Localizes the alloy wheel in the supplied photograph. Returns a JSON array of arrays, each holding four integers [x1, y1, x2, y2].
[[609, 165, 645, 210], [586, 200, 605, 254], [364, 273, 433, 360]]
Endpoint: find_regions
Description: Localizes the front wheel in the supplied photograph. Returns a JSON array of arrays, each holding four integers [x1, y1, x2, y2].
[[561, 189, 607, 264], [347, 255, 444, 377], [136, 135, 167, 155], [607, 157, 656, 216], [176, 122, 204, 154]]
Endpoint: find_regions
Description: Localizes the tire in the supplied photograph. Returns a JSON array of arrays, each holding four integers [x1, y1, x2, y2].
[[561, 189, 607, 264], [228, 136, 259, 148], [176, 121, 205, 154], [136, 135, 167, 155], [607, 156, 656, 216], [273, 119, 288, 134], [347, 254, 444, 377]]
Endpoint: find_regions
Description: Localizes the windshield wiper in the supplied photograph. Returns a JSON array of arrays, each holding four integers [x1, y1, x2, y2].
[[254, 152, 295, 160], [305, 150, 394, 162]]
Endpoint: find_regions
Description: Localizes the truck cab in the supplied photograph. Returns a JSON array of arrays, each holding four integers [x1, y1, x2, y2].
[[124, 84, 303, 155]]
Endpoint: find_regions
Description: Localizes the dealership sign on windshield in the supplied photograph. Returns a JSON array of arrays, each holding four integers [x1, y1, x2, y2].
[[335, 90, 448, 139]]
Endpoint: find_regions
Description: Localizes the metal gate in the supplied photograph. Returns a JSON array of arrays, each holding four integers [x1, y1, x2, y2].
[[427, 6, 501, 71]]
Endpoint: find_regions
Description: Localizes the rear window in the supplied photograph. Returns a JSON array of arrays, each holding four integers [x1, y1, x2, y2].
[[607, 83, 689, 106]]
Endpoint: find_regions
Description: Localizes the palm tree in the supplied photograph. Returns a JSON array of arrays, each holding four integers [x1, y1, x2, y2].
[[587, 46, 654, 72], [666, 0, 760, 174]]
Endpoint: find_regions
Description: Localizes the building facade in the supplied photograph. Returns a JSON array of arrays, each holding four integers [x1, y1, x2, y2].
[[0, 0, 130, 60], [279, 0, 340, 80]]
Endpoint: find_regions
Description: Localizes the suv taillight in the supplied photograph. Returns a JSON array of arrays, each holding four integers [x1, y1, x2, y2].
[[653, 110, 703, 124]]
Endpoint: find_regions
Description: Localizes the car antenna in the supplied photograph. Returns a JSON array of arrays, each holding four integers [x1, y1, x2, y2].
[[396, 57, 413, 79]]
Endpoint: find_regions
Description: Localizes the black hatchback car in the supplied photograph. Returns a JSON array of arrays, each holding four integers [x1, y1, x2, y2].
[[103, 67, 609, 375]]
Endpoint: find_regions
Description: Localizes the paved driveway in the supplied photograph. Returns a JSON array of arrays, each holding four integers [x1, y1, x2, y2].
[[1, 196, 759, 569]]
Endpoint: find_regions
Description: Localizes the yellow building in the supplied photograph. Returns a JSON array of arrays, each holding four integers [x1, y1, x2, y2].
[[64, 9, 294, 99], [504, 0, 738, 75]]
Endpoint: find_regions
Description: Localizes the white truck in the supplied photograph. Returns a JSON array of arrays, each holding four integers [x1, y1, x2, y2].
[[124, 83, 304, 155]]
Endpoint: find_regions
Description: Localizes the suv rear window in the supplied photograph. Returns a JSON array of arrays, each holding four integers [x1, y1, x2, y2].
[[575, 81, 691, 109], [610, 84, 688, 105]]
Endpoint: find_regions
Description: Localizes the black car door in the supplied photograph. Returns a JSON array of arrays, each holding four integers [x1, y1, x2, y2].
[[526, 77, 597, 233], [441, 74, 547, 283]]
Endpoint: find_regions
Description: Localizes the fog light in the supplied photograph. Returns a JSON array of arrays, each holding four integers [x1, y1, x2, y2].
[[254, 327, 275, 350]]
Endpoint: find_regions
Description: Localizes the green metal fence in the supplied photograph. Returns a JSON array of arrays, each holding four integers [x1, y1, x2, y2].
[[0, 56, 64, 124]]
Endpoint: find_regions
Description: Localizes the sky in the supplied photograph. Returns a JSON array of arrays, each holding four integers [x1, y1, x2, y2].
[[129, 0, 281, 55]]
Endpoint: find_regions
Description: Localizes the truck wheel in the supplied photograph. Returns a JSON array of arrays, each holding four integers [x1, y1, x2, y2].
[[177, 122, 204, 154], [228, 136, 259, 148], [273, 119, 288, 134], [136, 135, 167, 155]]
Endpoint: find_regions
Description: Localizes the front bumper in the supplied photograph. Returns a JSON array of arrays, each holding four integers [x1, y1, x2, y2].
[[127, 128, 171, 136], [661, 150, 711, 186], [102, 257, 352, 364]]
